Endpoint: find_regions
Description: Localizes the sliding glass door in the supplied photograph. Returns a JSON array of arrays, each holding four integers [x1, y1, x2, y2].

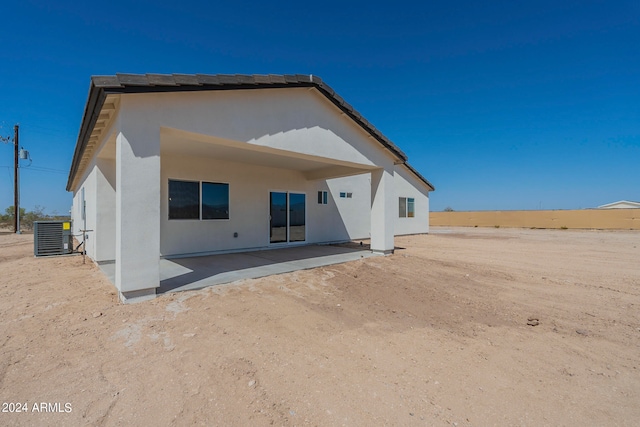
[[269, 192, 305, 244], [289, 193, 306, 242]]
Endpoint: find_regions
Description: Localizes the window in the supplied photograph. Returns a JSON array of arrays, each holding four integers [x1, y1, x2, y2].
[[340, 192, 346, 198], [399, 197, 415, 218], [317, 191, 328, 205], [202, 182, 229, 220], [346, 192, 353, 198], [169, 179, 229, 220], [169, 180, 199, 219]]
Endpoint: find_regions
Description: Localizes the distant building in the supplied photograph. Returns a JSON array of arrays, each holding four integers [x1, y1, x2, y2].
[[597, 200, 640, 209]]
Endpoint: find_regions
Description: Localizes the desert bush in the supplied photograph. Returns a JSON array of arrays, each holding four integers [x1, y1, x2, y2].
[[0, 205, 66, 230]]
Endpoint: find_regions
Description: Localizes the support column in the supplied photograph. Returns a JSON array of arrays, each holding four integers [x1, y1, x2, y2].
[[115, 119, 160, 303], [370, 168, 395, 254]]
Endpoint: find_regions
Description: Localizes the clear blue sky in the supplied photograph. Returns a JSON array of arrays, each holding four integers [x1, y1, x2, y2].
[[1, 0, 638, 214]]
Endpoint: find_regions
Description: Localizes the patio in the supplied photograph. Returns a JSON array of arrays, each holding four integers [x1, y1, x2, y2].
[[99, 244, 376, 296]]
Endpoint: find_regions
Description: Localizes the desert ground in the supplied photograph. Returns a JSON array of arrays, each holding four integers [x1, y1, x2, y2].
[[0, 227, 638, 426]]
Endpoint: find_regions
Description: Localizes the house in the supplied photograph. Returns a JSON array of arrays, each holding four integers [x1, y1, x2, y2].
[[597, 200, 640, 209], [66, 74, 434, 302]]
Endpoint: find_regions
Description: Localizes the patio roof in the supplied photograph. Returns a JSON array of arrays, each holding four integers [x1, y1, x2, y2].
[[67, 73, 434, 192]]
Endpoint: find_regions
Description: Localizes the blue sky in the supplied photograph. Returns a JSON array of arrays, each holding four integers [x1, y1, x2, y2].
[[1, 0, 638, 214]]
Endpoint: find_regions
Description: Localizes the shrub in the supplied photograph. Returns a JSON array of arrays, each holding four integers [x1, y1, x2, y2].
[[0, 205, 65, 231]]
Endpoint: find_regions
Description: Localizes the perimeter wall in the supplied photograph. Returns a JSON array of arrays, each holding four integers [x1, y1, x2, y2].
[[430, 209, 640, 230]]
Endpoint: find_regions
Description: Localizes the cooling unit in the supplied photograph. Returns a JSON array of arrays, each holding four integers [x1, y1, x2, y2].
[[34, 220, 73, 257]]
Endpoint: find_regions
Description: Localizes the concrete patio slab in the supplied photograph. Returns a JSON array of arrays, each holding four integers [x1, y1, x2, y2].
[[98, 244, 376, 296]]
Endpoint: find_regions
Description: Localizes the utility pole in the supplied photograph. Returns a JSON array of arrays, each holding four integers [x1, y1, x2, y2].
[[14, 124, 19, 234]]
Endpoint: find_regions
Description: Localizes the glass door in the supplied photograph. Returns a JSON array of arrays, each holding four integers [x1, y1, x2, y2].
[[289, 193, 306, 242], [270, 192, 288, 243], [269, 192, 306, 244]]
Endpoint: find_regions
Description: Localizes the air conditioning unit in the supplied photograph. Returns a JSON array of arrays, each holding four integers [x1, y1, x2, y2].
[[34, 221, 73, 257]]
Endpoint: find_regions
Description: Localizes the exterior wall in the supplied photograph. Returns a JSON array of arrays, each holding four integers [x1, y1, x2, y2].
[[160, 155, 373, 257], [394, 165, 430, 235], [430, 209, 640, 230], [70, 149, 117, 263], [124, 88, 396, 168], [160, 154, 431, 257], [71, 162, 97, 259], [94, 158, 116, 262], [326, 174, 371, 240]]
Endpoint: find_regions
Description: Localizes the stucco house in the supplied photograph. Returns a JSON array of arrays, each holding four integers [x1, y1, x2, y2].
[[67, 74, 434, 302]]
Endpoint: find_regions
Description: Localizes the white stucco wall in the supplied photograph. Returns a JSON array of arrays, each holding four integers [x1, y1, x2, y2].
[[394, 165, 430, 235], [94, 158, 116, 262], [71, 161, 97, 259], [159, 157, 429, 257], [160, 154, 373, 256], [70, 157, 117, 263], [122, 88, 396, 169], [326, 174, 371, 241]]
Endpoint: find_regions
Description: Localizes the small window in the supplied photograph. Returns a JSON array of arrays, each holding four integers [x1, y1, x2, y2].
[[340, 192, 346, 198], [346, 192, 353, 198], [399, 197, 415, 218], [317, 191, 328, 205], [202, 182, 229, 220], [169, 180, 199, 219]]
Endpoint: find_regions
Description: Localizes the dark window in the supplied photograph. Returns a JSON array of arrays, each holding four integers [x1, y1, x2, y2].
[[318, 191, 328, 205], [340, 192, 346, 198], [346, 192, 353, 198], [169, 180, 199, 219], [202, 182, 229, 220]]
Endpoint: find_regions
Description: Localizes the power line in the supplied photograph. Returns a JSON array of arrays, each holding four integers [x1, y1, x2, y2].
[[0, 164, 67, 172], [0, 165, 67, 175], [23, 167, 67, 175]]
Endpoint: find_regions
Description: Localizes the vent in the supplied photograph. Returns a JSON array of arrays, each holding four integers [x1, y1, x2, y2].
[[34, 221, 73, 257]]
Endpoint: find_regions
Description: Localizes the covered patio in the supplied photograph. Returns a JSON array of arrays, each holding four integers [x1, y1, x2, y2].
[[99, 243, 376, 299]]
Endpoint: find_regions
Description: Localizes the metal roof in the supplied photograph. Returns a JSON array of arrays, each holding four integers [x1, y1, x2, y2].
[[67, 73, 434, 191]]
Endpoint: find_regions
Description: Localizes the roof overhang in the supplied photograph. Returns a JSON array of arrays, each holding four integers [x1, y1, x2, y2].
[[66, 73, 434, 192]]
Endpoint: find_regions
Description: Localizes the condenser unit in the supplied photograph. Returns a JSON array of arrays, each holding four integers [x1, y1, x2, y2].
[[34, 221, 73, 257]]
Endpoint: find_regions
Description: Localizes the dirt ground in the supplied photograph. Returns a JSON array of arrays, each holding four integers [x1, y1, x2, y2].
[[0, 227, 638, 426]]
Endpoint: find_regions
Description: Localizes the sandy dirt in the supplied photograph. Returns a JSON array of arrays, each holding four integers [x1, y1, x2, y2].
[[0, 227, 639, 426]]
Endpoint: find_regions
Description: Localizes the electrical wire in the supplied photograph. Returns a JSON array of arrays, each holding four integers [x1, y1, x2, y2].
[[22, 167, 67, 175], [0, 165, 67, 175]]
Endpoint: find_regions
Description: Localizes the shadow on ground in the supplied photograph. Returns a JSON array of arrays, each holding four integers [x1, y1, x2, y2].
[[157, 244, 375, 293]]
